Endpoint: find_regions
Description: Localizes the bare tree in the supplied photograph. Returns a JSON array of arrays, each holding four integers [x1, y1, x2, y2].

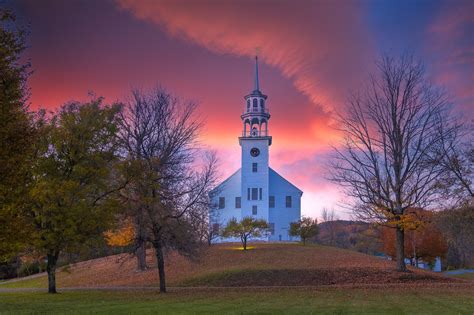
[[189, 186, 221, 246], [118, 88, 218, 292], [329, 54, 458, 271], [206, 209, 222, 246], [321, 208, 338, 245], [321, 208, 338, 222], [437, 122, 473, 205], [183, 152, 220, 246]]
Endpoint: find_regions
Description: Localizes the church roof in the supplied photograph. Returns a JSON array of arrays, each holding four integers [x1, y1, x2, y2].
[[209, 169, 241, 195], [210, 167, 303, 195], [269, 168, 304, 194]]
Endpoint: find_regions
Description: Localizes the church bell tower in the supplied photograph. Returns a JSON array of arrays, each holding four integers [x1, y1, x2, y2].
[[239, 56, 271, 220]]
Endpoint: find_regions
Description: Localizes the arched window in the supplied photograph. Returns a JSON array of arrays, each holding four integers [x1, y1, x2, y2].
[[244, 119, 250, 136], [253, 98, 258, 111], [261, 119, 268, 136], [251, 127, 258, 137], [260, 99, 264, 109], [247, 99, 250, 111]]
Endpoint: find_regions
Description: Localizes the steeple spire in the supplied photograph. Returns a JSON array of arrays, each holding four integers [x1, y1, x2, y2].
[[242, 56, 270, 139], [254, 55, 260, 92]]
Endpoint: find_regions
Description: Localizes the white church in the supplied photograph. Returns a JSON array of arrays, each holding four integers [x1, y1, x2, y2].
[[210, 57, 303, 242]]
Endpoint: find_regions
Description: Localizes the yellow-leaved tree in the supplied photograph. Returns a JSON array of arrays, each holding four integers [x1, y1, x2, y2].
[[104, 221, 135, 248]]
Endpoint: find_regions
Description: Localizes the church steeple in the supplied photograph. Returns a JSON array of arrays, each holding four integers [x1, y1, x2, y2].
[[254, 56, 260, 92], [241, 56, 271, 141]]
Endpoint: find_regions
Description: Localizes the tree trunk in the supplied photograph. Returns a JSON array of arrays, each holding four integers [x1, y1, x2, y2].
[[412, 234, 417, 267], [243, 235, 247, 250], [136, 239, 147, 271], [395, 226, 407, 271], [135, 220, 147, 271], [207, 231, 213, 246], [46, 252, 59, 294], [303, 237, 306, 245], [153, 242, 166, 293]]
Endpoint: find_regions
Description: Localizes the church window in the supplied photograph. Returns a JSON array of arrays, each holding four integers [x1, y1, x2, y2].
[[247, 99, 250, 111], [251, 127, 258, 136], [285, 196, 292, 208], [259, 188, 262, 200], [260, 99, 264, 109], [252, 163, 258, 172], [251, 188, 258, 200], [235, 197, 241, 208], [269, 223, 275, 235], [252, 205, 257, 215], [269, 196, 275, 208], [219, 197, 225, 209], [253, 98, 258, 110], [247, 188, 250, 200]]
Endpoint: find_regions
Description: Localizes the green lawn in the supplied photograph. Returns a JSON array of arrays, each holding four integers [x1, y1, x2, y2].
[[0, 287, 473, 314], [0, 275, 47, 289]]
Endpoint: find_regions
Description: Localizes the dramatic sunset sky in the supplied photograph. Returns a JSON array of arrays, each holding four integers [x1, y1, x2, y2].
[[6, 0, 473, 219]]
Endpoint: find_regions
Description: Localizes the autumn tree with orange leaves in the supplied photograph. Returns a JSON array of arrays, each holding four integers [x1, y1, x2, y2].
[[104, 220, 135, 248], [381, 209, 447, 266]]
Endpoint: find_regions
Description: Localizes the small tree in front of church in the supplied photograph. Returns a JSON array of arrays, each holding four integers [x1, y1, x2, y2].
[[289, 217, 319, 245], [222, 217, 268, 250]]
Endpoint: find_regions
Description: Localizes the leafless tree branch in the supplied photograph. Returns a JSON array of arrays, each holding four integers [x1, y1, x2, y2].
[[328, 54, 459, 271]]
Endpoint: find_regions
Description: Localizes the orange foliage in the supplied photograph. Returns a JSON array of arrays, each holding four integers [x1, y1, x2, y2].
[[104, 221, 135, 247], [381, 209, 448, 264], [380, 207, 429, 230]]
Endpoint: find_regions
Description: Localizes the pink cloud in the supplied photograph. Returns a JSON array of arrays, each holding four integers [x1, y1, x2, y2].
[[115, 0, 374, 113]]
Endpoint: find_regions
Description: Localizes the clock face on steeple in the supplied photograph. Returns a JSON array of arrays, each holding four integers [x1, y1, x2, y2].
[[250, 147, 260, 157]]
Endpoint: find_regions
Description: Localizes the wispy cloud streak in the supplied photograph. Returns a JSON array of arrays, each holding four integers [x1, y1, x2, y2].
[[116, 0, 374, 112]]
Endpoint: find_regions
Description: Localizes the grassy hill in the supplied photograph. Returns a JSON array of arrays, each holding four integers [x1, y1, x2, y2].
[[1, 243, 473, 314], [0, 243, 462, 289]]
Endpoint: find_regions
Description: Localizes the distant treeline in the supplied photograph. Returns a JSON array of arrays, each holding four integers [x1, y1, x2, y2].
[[315, 206, 474, 270]]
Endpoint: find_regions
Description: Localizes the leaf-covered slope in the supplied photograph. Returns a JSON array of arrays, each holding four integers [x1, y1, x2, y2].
[[0, 243, 458, 288]]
